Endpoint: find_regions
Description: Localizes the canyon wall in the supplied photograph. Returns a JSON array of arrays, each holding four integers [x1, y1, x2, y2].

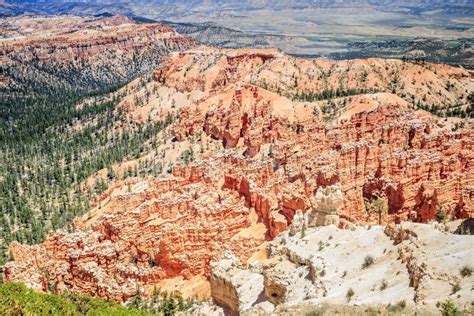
[[3, 47, 473, 303]]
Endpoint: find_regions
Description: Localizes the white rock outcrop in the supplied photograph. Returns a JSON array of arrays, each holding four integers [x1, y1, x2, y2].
[[209, 223, 474, 314], [308, 184, 343, 227], [210, 252, 266, 315]]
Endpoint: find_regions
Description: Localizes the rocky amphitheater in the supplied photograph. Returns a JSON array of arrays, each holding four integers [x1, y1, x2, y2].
[[3, 46, 474, 314]]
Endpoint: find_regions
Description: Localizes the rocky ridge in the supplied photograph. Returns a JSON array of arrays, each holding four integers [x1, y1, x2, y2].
[[0, 15, 197, 96]]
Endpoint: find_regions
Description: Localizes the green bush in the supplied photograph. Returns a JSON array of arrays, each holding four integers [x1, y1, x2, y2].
[[438, 299, 461, 316], [435, 209, 447, 223], [386, 300, 406, 313], [0, 283, 152, 316], [303, 303, 329, 316], [365, 197, 388, 225], [300, 225, 306, 239]]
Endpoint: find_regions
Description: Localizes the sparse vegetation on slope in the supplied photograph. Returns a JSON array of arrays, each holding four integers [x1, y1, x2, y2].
[[0, 85, 174, 266], [0, 15, 195, 267]]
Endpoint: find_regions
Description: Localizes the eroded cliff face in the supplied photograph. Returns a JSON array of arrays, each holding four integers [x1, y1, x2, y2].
[[154, 47, 473, 117], [0, 15, 197, 95], [159, 48, 473, 224], [4, 162, 268, 301], [4, 47, 473, 303]]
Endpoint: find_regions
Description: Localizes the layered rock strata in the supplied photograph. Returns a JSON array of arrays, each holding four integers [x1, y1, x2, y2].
[[0, 15, 197, 94], [4, 165, 267, 301], [157, 48, 474, 223]]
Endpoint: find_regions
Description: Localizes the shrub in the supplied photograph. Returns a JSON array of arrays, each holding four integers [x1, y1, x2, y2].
[[180, 148, 194, 165], [380, 279, 388, 291], [303, 303, 329, 316], [346, 288, 355, 302], [362, 255, 375, 269], [318, 241, 325, 251], [301, 225, 306, 239], [460, 266, 472, 277], [436, 209, 447, 223], [148, 256, 155, 268], [152, 290, 194, 315], [387, 300, 406, 313], [438, 299, 460, 316]]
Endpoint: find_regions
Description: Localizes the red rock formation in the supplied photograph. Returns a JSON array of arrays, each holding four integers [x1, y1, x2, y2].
[[4, 47, 473, 302], [4, 164, 267, 301], [1, 15, 196, 63], [163, 48, 473, 223], [0, 15, 197, 94]]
